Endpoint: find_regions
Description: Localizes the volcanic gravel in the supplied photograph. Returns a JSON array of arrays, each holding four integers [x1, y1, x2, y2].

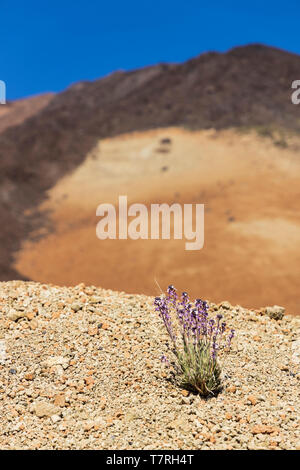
[[0, 281, 299, 450]]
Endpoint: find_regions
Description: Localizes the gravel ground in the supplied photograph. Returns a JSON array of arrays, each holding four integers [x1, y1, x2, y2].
[[0, 280, 299, 450]]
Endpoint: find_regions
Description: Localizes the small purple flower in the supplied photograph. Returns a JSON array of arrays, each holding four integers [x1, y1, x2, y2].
[[181, 292, 189, 306], [160, 354, 170, 366], [212, 339, 218, 361], [167, 285, 178, 306]]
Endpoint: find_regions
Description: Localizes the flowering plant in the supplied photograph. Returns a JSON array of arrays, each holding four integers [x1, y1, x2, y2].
[[154, 285, 235, 396]]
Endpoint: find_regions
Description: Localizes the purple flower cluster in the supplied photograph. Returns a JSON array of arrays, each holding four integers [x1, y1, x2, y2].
[[154, 285, 235, 362]]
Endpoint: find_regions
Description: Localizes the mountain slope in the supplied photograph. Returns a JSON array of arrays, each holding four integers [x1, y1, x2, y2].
[[0, 44, 299, 305]]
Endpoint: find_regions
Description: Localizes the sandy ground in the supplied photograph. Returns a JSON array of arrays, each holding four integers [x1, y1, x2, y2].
[[13, 128, 300, 314], [0, 281, 299, 450]]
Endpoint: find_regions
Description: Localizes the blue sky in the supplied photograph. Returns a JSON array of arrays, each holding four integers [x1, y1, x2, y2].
[[1, 0, 299, 100]]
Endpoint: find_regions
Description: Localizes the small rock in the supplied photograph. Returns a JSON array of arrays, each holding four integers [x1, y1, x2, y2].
[[7, 309, 26, 322], [291, 339, 300, 365], [218, 301, 231, 310], [93, 417, 106, 429], [26, 312, 35, 320], [89, 296, 102, 304], [84, 376, 94, 386], [30, 319, 38, 330], [51, 414, 61, 424], [71, 303, 82, 312], [54, 394, 66, 407], [88, 327, 98, 336], [43, 356, 69, 370], [34, 401, 60, 418], [83, 421, 94, 432], [24, 372, 35, 381], [99, 397, 107, 410], [251, 425, 280, 435], [264, 306, 285, 320], [247, 395, 258, 406]]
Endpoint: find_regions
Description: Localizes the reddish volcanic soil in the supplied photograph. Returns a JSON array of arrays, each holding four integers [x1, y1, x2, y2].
[[13, 128, 300, 314]]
